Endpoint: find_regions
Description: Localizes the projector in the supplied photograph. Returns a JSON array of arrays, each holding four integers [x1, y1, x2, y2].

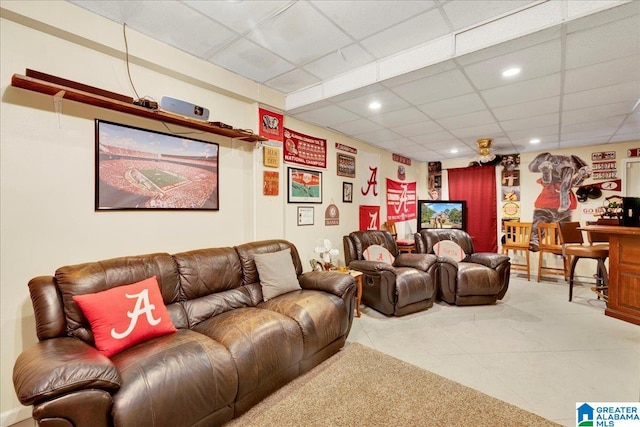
[[160, 96, 209, 121]]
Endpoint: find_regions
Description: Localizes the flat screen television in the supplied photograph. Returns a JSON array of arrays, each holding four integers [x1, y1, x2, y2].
[[417, 200, 466, 231]]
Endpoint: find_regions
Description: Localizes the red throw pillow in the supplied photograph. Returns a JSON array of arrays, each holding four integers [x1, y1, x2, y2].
[[73, 276, 177, 357]]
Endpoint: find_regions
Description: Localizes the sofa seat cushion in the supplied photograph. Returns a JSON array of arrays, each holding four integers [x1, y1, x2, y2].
[[193, 307, 304, 400], [111, 329, 237, 427], [394, 267, 435, 308], [457, 262, 501, 296], [259, 289, 348, 358]]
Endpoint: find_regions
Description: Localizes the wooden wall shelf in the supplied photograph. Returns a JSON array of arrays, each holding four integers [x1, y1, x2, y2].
[[11, 73, 268, 143]]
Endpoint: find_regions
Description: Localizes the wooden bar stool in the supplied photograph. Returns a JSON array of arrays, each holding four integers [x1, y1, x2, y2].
[[502, 221, 532, 281]]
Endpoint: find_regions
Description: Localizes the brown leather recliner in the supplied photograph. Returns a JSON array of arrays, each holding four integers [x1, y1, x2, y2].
[[343, 230, 437, 316], [415, 229, 511, 305]]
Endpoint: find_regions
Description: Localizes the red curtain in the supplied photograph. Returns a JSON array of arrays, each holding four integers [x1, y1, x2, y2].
[[448, 165, 497, 253]]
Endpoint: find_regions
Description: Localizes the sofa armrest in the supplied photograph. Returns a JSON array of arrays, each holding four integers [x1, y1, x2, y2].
[[299, 271, 356, 297], [394, 254, 437, 271], [13, 337, 121, 406], [348, 259, 395, 274], [468, 253, 510, 269]]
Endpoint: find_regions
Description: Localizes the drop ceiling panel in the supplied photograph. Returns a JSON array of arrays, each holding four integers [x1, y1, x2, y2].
[[565, 14, 640, 69], [563, 56, 640, 94], [562, 101, 635, 125], [184, 0, 291, 34], [310, 0, 436, 40], [359, 9, 451, 59], [501, 113, 559, 132], [417, 93, 486, 119], [328, 118, 384, 135], [393, 68, 475, 105], [245, 1, 352, 65], [449, 122, 503, 139], [442, 0, 536, 31], [354, 128, 403, 144], [369, 107, 428, 128], [211, 38, 294, 83], [463, 39, 561, 90], [265, 68, 320, 93], [562, 82, 640, 111], [492, 96, 559, 121], [291, 105, 361, 127], [393, 121, 445, 138], [435, 110, 496, 130], [481, 73, 561, 108], [336, 90, 410, 117], [302, 44, 375, 80]]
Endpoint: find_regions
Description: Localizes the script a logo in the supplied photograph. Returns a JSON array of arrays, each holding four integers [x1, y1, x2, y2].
[[111, 288, 162, 340], [361, 166, 378, 196]]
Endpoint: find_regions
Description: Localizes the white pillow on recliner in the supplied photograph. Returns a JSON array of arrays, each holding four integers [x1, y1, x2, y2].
[[363, 245, 395, 264], [433, 240, 466, 262]]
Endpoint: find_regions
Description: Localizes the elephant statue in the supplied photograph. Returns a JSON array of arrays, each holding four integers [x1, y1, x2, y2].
[[527, 153, 591, 251]]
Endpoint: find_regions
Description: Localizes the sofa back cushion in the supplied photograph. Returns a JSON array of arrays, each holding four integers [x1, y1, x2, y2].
[[234, 240, 303, 288], [173, 247, 256, 328], [55, 253, 182, 345]]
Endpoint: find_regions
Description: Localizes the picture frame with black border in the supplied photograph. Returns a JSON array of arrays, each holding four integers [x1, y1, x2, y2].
[[287, 167, 322, 204], [343, 181, 353, 203]]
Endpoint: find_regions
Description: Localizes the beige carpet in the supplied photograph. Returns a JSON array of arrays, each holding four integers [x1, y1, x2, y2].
[[225, 343, 560, 427]]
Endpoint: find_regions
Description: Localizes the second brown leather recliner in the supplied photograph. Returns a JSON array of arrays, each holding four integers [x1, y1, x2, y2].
[[343, 230, 437, 316], [415, 229, 511, 306]]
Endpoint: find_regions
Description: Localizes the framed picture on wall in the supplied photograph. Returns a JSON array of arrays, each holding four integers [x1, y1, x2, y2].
[[287, 167, 322, 203], [343, 182, 353, 203], [95, 120, 219, 210], [297, 206, 314, 226], [337, 153, 356, 178]]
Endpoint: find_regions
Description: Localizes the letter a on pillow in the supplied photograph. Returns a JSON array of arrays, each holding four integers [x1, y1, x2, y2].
[[73, 276, 177, 357]]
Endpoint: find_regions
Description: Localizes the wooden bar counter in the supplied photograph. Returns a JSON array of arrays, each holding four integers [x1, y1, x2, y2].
[[583, 225, 640, 326]]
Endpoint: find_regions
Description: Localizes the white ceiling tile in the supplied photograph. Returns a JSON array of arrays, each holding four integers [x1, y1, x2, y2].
[[246, 1, 352, 65], [311, 0, 436, 40], [501, 113, 558, 132], [418, 93, 486, 119], [435, 110, 496, 130], [492, 97, 559, 121], [565, 13, 640, 70], [562, 101, 636, 125], [506, 124, 559, 141], [382, 60, 457, 88], [393, 68, 474, 105], [360, 9, 450, 59], [184, 1, 290, 34], [481, 74, 561, 108], [336, 90, 410, 117], [303, 44, 375, 80], [449, 122, 503, 138], [561, 116, 626, 137], [463, 39, 561, 90], [211, 38, 294, 83], [265, 68, 320, 93], [354, 128, 403, 143], [291, 105, 361, 127], [562, 81, 640, 111], [393, 121, 445, 138], [329, 118, 383, 135], [411, 132, 461, 147], [369, 107, 428, 128], [442, 0, 536, 31], [559, 137, 612, 147], [563, 56, 640, 94]]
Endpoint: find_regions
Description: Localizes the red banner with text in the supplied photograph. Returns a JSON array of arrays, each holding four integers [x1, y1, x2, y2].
[[283, 128, 326, 168], [386, 179, 417, 222]]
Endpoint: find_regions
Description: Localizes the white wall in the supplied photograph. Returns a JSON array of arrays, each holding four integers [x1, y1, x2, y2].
[[2, 2, 638, 425]]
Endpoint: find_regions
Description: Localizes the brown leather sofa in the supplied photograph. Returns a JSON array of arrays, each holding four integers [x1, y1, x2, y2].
[[343, 230, 437, 316], [13, 239, 356, 427], [415, 229, 511, 305]]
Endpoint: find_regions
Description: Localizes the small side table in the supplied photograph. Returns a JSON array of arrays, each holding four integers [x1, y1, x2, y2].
[[348, 270, 363, 317]]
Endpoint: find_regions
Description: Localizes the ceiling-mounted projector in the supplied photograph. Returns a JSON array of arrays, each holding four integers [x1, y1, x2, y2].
[[161, 96, 209, 121]]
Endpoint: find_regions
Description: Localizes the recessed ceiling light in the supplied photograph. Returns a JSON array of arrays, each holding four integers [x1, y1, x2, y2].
[[450, 148, 459, 154], [502, 67, 521, 77], [369, 101, 381, 110], [530, 138, 541, 144]]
